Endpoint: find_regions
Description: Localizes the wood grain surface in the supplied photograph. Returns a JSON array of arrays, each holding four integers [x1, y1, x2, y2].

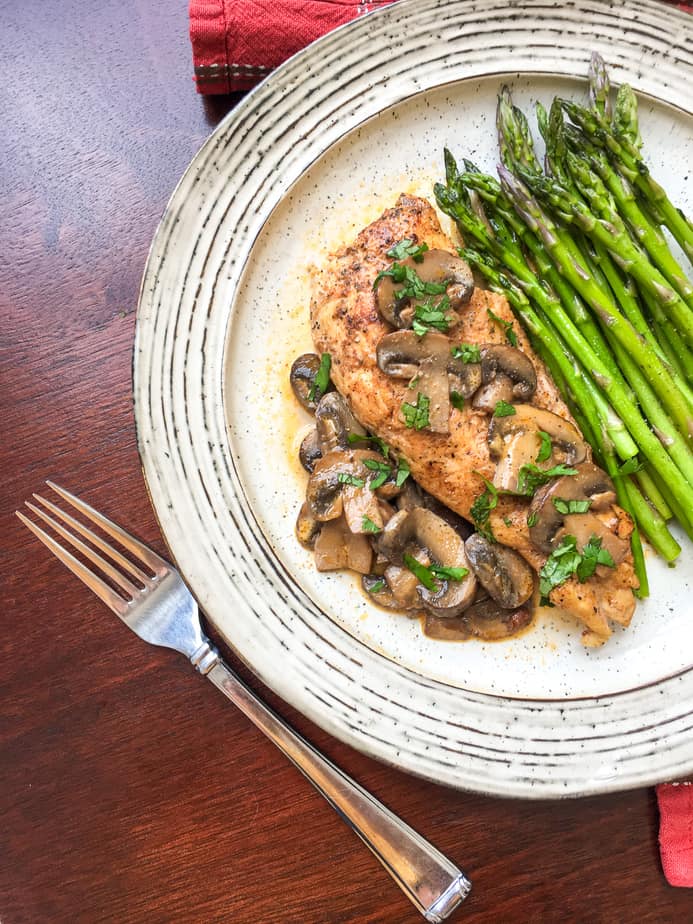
[[1, 2, 691, 922]]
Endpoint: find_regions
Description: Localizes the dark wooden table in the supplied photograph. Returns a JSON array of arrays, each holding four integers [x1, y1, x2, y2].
[[2, 2, 691, 922]]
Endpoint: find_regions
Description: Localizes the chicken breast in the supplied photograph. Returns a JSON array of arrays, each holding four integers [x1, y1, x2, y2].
[[311, 194, 637, 645]]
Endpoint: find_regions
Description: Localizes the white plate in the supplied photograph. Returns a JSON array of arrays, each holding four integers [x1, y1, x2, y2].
[[134, 0, 693, 797]]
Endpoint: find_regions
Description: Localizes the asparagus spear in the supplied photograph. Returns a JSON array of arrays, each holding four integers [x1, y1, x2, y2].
[[558, 97, 693, 263], [501, 167, 693, 440], [434, 181, 693, 517]]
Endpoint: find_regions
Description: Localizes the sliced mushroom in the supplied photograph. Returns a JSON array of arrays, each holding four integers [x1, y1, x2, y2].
[[376, 249, 474, 329], [362, 574, 401, 609], [295, 502, 321, 549], [290, 353, 332, 411], [378, 507, 477, 617], [377, 331, 481, 434], [471, 345, 536, 411], [314, 517, 373, 573], [299, 428, 322, 472], [306, 449, 391, 531], [315, 392, 367, 453], [488, 405, 588, 465], [384, 564, 423, 609], [528, 462, 617, 552], [464, 534, 535, 608], [487, 404, 589, 491]]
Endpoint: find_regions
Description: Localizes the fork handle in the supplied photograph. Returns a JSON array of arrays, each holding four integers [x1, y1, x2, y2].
[[201, 656, 470, 922]]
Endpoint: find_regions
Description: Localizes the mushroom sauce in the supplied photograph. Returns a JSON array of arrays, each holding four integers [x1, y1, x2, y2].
[[292, 230, 629, 643]]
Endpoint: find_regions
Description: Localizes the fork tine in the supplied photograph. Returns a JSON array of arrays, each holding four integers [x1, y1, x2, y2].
[[32, 493, 152, 585], [45, 481, 168, 573], [17, 511, 129, 616], [25, 501, 140, 598]]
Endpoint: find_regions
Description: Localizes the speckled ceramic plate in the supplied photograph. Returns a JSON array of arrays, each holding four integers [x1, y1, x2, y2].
[[134, 0, 693, 797]]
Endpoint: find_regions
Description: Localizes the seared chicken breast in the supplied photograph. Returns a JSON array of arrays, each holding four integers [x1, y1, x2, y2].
[[311, 194, 637, 645]]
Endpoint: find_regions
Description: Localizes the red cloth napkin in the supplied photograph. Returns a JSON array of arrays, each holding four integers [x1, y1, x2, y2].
[[657, 784, 693, 887], [189, 0, 394, 94], [188, 0, 693, 889]]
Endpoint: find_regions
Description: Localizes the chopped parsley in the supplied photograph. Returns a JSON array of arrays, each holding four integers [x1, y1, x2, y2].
[[539, 535, 583, 603], [576, 535, 615, 582], [503, 516, 513, 527], [401, 392, 430, 430], [308, 353, 332, 402], [515, 463, 578, 497], [527, 511, 538, 528], [363, 458, 391, 490], [394, 456, 410, 488], [431, 564, 469, 582], [361, 515, 382, 534], [407, 375, 421, 389], [373, 262, 447, 300], [470, 474, 498, 543], [487, 308, 518, 347], [553, 497, 592, 515], [403, 553, 468, 592], [493, 400, 516, 418], [539, 533, 616, 604], [337, 472, 366, 488], [386, 239, 429, 262], [412, 296, 454, 336], [615, 457, 645, 477], [451, 343, 481, 364], [450, 391, 465, 411], [536, 430, 552, 463], [368, 578, 386, 593]]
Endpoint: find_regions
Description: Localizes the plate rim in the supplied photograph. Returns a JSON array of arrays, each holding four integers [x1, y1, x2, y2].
[[133, 0, 693, 798]]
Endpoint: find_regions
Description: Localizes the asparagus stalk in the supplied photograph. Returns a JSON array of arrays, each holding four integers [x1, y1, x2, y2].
[[434, 181, 693, 517], [563, 138, 693, 308], [558, 97, 693, 263], [506, 167, 693, 436]]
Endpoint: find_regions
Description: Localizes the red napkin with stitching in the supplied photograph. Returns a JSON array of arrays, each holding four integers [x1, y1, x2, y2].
[[187, 0, 693, 889], [189, 0, 393, 94]]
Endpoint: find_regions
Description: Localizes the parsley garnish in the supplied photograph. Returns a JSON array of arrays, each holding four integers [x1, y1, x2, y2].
[[368, 578, 386, 593], [403, 553, 468, 591], [487, 308, 518, 347], [362, 515, 382, 534], [407, 375, 421, 389], [516, 463, 578, 497], [451, 343, 481, 364], [539, 533, 616, 604], [553, 497, 592, 515], [539, 535, 583, 603], [576, 535, 615, 582], [411, 296, 454, 336], [386, 239, 429, 262], [337, 472, 366, 488], [615, 457, 645, 477], [363, 458, 391, 490], [536, 430, 552, 463], [394, 456, 410, 488], [527, 511, 538, 527], [401, 392, 430, 430], [503, 516, 513, 527], [450, 391, 465, 411], [470, 474, 498, 542], [373, 262, 448, 299], [493, 400, 516, 417], [308, 353, 331, 402]]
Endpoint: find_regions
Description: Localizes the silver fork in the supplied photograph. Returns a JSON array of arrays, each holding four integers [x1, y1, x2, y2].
[[18, 482, 471, 922]]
